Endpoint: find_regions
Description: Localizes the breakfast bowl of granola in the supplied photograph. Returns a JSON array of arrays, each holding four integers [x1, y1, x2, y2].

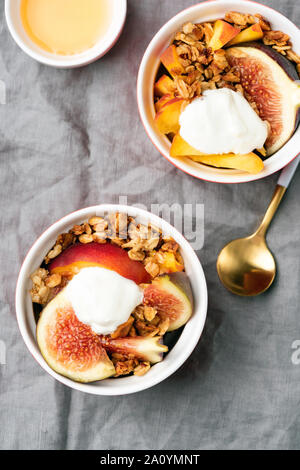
[[15, 205, 207, 395], [137, 0, 300, 183]]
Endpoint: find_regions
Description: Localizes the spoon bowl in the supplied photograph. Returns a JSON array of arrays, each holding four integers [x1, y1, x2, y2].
[[217, 234, 276, 296]]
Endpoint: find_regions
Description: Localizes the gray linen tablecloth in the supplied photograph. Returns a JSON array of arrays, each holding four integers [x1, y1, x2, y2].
[[1, 0, 300, 450]]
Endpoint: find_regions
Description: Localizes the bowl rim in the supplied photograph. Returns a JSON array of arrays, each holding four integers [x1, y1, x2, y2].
[[5, 0, 127, 68], [15, 204, 208, 395], [137, 0, 300, 184]]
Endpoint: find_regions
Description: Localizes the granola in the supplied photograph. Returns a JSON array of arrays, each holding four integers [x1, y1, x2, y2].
[[154, 10, 300, 105]]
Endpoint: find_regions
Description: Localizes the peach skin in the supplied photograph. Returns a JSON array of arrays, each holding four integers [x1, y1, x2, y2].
[[49, 242, 151, 284], [155, 93, 175, 112], [189, 153, 264, 174], [170, 134, 264, 174], [154, 74, 175, 97], [227, 23, 263, 46], [160, 45, 185, 77], [209, 20, 240, 51], [155, 98, 184, 134]]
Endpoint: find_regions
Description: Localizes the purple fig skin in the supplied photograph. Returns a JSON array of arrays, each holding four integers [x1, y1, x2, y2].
[[246, 44, 300, 131], [227, 43, 300, 150], [168, 272, 194, 311], [235, 42, 299, 81]]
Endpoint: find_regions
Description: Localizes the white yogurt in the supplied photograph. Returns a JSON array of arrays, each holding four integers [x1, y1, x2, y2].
[[179, 88, 268, 155], [65, 267, 143, 335]]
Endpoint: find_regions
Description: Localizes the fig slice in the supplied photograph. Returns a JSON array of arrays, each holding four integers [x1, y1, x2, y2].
[[143, 273, 193, 331], [37, 290, 116, 383], [100, 336, 168, 364], [226, 44, 300, 155]]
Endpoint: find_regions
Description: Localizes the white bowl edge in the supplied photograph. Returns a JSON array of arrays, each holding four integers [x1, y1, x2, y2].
[[5, 0, 127, 68]]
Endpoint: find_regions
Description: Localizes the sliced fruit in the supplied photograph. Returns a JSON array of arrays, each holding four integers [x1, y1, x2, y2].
[[157, 252, 184, 273], [154, 74, 175, 97], [155, 93, 175, 112], [226, 45, 300, 155], [155, 98, 184, 134], [37, 290, 116, 382], [100, 336, 168, 364], [226, 23, 263, 46], [143, 273, 193, 331], [171, 133, 252, 157], [189, 153, 264, 174], [170, 134, 263, 174], [160, 45, 185, 77], [209, 20, 240, 51], [49, 242, 151, 284], [171, 133, 205, 157]]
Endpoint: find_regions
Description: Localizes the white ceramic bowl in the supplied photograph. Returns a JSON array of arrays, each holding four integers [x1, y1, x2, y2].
[[15, 205, 208, 395], [5, 0, 127, 68], [137, 0, 300, 184]]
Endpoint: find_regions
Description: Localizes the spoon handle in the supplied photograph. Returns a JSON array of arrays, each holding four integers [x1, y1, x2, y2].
[[255, 185, 286, 237], [255, 155, 300, 237], [277, 154, 300, 188]]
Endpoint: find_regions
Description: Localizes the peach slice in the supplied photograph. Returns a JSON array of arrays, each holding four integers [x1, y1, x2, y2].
[[227, 23, 263, 46], [49, 242, 151, 284], [156, 252, 184, 274], [160, 45, 185, 77], [170, 134, 264, 174], [155, 98, 184, 134], [154, 74, 175, 97], [209, 20, 240, 51], [189, 153, 264, 174], [155, 93, 175, 112], [171, 134, 204, 157]]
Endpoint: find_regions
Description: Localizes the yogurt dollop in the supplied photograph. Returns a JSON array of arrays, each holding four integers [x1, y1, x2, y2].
[[65, 267, 143, 335], [179, 88, 268, 155]]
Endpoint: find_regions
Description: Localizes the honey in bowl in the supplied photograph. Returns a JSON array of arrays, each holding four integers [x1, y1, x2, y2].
[[20, 0, 112, 56]]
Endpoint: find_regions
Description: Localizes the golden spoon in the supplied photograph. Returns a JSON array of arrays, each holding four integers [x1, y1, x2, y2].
[[217, 156, 300, 296]]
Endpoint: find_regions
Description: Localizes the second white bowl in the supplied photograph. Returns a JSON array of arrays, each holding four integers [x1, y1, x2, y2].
[[15, 205, 208, 395]]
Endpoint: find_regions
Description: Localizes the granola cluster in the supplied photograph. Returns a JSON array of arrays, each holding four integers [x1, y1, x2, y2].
[[30, 212, 184, 377], [163, 10, 300, 102]]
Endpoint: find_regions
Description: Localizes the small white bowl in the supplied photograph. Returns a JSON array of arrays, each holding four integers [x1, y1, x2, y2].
[[15, 205, 208, 395], [137, 0, 300, 184], [5, 0, 127, 68]]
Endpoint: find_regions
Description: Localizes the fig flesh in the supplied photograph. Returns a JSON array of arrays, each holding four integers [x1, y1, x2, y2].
[[100, 336, 168, 364], [226, 44, 300, 155], [37, 290, 116, 382], [143, 273, 193, 332]]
